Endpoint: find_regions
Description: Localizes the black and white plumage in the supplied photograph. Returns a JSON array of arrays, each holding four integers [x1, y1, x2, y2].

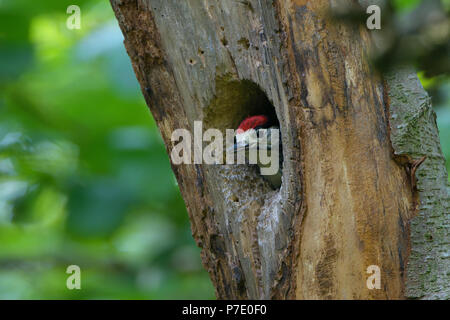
[[230, 115, 282, 189]]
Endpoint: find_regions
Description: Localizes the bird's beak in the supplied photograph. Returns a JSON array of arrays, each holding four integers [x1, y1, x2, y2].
[[226, 141, 248, 153]]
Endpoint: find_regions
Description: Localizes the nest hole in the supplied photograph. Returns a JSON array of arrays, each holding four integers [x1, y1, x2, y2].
[[204, 75, 282, 195]]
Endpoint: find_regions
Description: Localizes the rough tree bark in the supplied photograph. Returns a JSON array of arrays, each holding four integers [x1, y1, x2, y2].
[[110, 0, 449, 299]]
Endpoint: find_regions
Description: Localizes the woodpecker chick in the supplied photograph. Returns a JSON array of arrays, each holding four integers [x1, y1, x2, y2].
[[230, 115, 282, 189]]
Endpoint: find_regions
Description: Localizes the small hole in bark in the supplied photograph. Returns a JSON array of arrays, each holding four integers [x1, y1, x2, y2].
[[238, 37, 250, 50]]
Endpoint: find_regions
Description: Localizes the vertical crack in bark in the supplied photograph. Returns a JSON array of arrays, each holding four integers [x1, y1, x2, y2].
[[385, 69, 450, 300]]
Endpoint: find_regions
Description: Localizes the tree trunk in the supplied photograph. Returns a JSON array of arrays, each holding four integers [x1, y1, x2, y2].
[[110, 0, 449, 299]]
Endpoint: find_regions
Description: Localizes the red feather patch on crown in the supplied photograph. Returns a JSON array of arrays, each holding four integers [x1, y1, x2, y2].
[[237, 115, 269, 133]]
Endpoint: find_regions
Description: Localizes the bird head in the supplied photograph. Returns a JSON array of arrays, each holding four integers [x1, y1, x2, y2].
[[229, 115, 276, 153], [228, 114, 282, 188]]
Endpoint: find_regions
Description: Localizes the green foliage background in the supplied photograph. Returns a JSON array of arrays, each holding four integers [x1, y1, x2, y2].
[[0, 0, 215, 299], [0, 0, 448, 299]]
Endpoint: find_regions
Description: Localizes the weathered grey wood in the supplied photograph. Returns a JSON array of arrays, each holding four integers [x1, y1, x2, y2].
[[111, 0, 300, 299]]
